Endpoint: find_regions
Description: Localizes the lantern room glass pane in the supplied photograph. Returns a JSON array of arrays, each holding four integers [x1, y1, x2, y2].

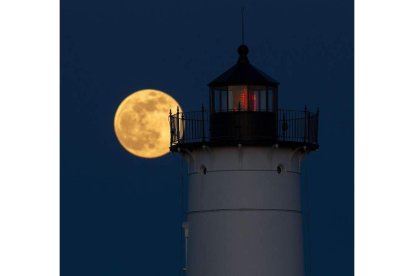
[[260, 89, 267, 111], [212, 87, 228, 112], [214, 89, 220, 112], [221, 89, 228, 111], [267, 88, 274, 111], [228, 90, 233, 111], [249, 90, 259, 111], [228, 85, 248, 111]]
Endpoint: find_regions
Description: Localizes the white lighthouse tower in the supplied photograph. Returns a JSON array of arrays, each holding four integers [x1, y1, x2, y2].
[[170, 44, 319, 276]]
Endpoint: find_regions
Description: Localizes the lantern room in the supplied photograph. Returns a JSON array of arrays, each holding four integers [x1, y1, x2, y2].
[[208, 44, 280, 143], [209, 45, 279, 113]]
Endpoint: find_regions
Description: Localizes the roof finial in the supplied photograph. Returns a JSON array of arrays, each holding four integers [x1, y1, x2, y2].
[[241, 7, 245, 45], [237, 44, 249, 63]]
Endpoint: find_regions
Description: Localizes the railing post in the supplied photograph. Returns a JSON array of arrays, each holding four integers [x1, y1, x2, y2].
[[182, 111, 185, 143], [201, 104, 205, 142], [307, 109, 310, 143], [304, 105, 308, 143], [275, 108, 279, 141], [282, 112, 287, 140], [176, 106, 180, 143], [169, 109, 173, 146]]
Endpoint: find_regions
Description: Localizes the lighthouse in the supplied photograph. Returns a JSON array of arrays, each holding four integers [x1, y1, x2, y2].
[[169, 44, 319, 276]]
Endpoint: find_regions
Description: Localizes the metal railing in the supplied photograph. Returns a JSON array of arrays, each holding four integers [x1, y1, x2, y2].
[[169, 106, 208, 145], [277, 107, 319, 145], [169, 106, 319, 148]]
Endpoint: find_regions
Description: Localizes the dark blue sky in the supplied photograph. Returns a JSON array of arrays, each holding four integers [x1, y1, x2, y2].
[[61, 0, 353, 275]]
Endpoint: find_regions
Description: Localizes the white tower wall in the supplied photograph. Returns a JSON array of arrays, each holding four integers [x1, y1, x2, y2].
[[182, 146, 305, 276]]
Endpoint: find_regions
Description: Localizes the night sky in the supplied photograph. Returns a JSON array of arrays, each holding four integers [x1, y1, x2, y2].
[[61, 0, 353, 275]]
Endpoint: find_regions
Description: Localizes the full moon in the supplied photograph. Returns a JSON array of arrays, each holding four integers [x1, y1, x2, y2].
[[114, 89, 183, 158]]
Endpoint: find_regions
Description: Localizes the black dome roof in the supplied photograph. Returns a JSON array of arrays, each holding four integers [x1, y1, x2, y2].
[[208, 45, 279, 87]]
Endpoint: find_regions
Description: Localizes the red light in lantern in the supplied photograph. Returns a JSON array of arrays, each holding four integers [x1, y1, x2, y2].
[[239, 86, 248, 110], [249, 93, 257, 111]]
